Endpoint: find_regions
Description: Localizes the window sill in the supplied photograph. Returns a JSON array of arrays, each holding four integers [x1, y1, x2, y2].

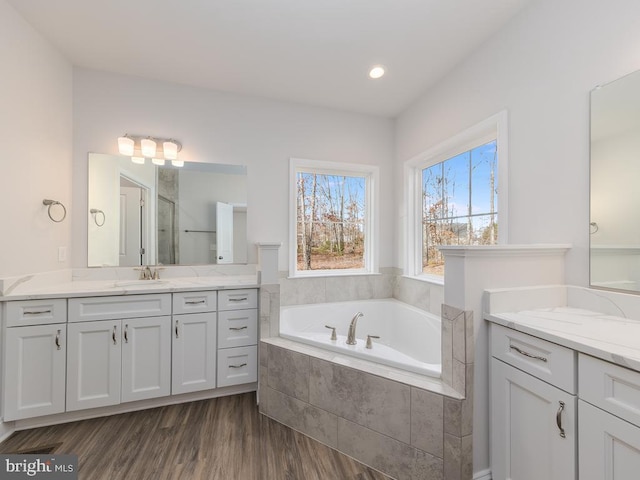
[[288, 270, 381, 279], [402, 273, 444, 287]]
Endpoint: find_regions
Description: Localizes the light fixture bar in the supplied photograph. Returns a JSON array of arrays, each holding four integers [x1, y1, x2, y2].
[[117, 134, 184, 166]]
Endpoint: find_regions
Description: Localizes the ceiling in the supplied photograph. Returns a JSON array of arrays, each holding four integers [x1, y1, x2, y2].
[[9, 0, 530, 117]]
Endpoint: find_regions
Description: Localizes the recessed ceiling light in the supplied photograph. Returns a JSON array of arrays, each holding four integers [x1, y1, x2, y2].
[[369, 65, 386, 79]]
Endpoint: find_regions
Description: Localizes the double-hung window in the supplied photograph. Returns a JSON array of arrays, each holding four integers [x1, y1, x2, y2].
[[405, 111, 508, 278], [290, 158, 378, 277]]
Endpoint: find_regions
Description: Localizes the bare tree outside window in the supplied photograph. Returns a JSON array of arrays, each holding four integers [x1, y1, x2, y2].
[[422, 140, 498, 274], [296, 172, 366, 270]]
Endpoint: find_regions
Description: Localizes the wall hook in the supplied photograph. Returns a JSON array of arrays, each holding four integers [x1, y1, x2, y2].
[[43, 199, 67, 223], [90, 208, 106, 227], [590, 221, 599, 234]]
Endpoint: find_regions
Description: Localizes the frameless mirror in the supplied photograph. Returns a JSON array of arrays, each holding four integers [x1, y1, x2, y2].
[[88, 153, 247, 267], [590, 69, 640, 292]]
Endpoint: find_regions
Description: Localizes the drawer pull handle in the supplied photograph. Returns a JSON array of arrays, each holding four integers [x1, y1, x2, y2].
[[186, 300, 206, 305], [509, 345, 548, 362], [229, 326, 248, 331], [55, 329, 61, 350], [112, 325, 117, 345], [124, 324, 129, 343], [228, 297, 248, 302], [556, 401, 566, 438], [24, 309, 52, 316], [175, 320, 179, 339], [229, 363, 247, 369]]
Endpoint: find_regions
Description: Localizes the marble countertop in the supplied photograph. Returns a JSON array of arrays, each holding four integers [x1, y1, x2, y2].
[[0, 275, 260, 301], [485, 307, 640, 373]]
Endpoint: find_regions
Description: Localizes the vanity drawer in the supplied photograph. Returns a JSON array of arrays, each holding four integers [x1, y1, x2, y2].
[[4, 299, 67, 326], [68, 294, 171, 322], [217, 345, 257, 387], [218, 289, 257, 311], [218, 309, 258, 348], [491, 324, 576, 393], [172, 291, 217, 314], [579, 353, 640, 428]]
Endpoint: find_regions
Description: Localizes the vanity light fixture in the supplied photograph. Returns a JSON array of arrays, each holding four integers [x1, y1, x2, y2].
[[368, 65, 386, 79], [117, 134, 184, 166]]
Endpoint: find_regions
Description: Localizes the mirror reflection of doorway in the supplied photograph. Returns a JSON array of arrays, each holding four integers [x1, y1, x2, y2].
[[119, 176, 148, 266], [157, 195, 177, 265]]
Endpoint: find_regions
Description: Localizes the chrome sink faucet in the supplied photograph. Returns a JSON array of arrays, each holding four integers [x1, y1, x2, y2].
[[346, 312, 364, 345]]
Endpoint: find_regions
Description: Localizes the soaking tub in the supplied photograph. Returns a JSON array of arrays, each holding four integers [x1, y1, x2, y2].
[[280, 298, 441, 377]]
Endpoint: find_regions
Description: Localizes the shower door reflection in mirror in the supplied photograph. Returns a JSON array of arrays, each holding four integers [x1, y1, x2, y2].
[[590, 69, 640, 292]]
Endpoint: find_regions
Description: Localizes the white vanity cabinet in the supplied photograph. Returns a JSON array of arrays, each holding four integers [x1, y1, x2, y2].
[[1, 285, 259, 423], [216, 289, 258, 387], [171, 292, 218, 395], [490, 324, 577, 480], [3, 298, 68, 421], [578, 353, 640, 479], [66, 295, 172, 411]]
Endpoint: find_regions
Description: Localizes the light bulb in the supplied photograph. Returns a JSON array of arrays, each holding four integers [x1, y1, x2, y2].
[[118, 136, 135, 156], [171, 159, 184, 167], [141, 138, 156, 157], [368, 65, 385, 79], [152, 158, 165, 166], [163, 141, 178, 160], [131, 156, 145, 165]]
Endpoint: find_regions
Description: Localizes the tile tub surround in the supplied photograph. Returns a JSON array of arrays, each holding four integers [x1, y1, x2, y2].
[[259, 303, 473, 480]]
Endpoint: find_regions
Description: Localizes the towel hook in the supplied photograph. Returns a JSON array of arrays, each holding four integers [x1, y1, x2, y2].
[[43, 199, 67, 223], [90, 208, 106, 227], [590, 221, 599, 234]]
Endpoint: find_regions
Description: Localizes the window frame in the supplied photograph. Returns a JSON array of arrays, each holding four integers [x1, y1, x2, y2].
[[404, 110, 509, 280], [289, 158, 379, 278]]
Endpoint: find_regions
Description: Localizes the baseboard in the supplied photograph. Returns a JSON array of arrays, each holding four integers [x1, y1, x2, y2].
[[473, 468, 492, 480], [0, 421, 15, 443]]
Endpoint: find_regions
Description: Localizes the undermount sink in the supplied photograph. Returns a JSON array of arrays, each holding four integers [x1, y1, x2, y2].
[[112, 279, 169, 287]]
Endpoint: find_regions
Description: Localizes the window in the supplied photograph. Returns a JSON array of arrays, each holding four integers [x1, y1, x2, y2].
[[405, 111, 508, 278], [290, 158, 378, 277]]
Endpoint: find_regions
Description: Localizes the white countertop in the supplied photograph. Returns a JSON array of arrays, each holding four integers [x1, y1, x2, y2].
[[486, 307, 640, 373], [0, 275, 259, 301]]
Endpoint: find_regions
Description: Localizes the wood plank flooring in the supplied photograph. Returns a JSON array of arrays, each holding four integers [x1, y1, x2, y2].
[[0, 393, 391, 480]]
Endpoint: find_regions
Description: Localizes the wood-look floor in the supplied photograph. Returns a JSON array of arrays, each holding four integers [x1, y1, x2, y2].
[[0, 393, 390, 480]]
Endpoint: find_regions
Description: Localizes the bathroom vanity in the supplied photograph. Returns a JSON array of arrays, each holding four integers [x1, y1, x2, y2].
[[0, 274, 259, 426], [485, 285, 640, 480]]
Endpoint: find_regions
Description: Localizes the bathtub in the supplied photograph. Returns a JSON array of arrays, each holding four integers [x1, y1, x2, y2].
[[280, 299, 441, 378]]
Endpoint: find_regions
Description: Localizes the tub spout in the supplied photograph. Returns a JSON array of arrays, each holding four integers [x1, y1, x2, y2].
[[346, 312, 364, 345]]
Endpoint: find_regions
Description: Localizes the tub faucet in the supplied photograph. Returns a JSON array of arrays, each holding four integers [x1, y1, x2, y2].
[[346, 312, 364, 345]]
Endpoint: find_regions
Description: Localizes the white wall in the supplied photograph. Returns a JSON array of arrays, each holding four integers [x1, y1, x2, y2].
[[394, 0, 640, 473], [0, 0, 72, 277], [72, 68, 394, 270]]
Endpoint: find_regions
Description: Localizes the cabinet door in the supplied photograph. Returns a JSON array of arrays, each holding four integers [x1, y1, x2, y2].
[[67, 321, 121, 411], [491, 358, 576, 480], [579, 400, 640, 479], [121, 316, 171, 402], [4, 325, 66, 420], [172, 312, 217, 395]]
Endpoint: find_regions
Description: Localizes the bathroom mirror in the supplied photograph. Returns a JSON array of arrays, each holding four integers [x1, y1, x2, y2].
[[88, 153, 248, 267], [590, 68, 640, 292]]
